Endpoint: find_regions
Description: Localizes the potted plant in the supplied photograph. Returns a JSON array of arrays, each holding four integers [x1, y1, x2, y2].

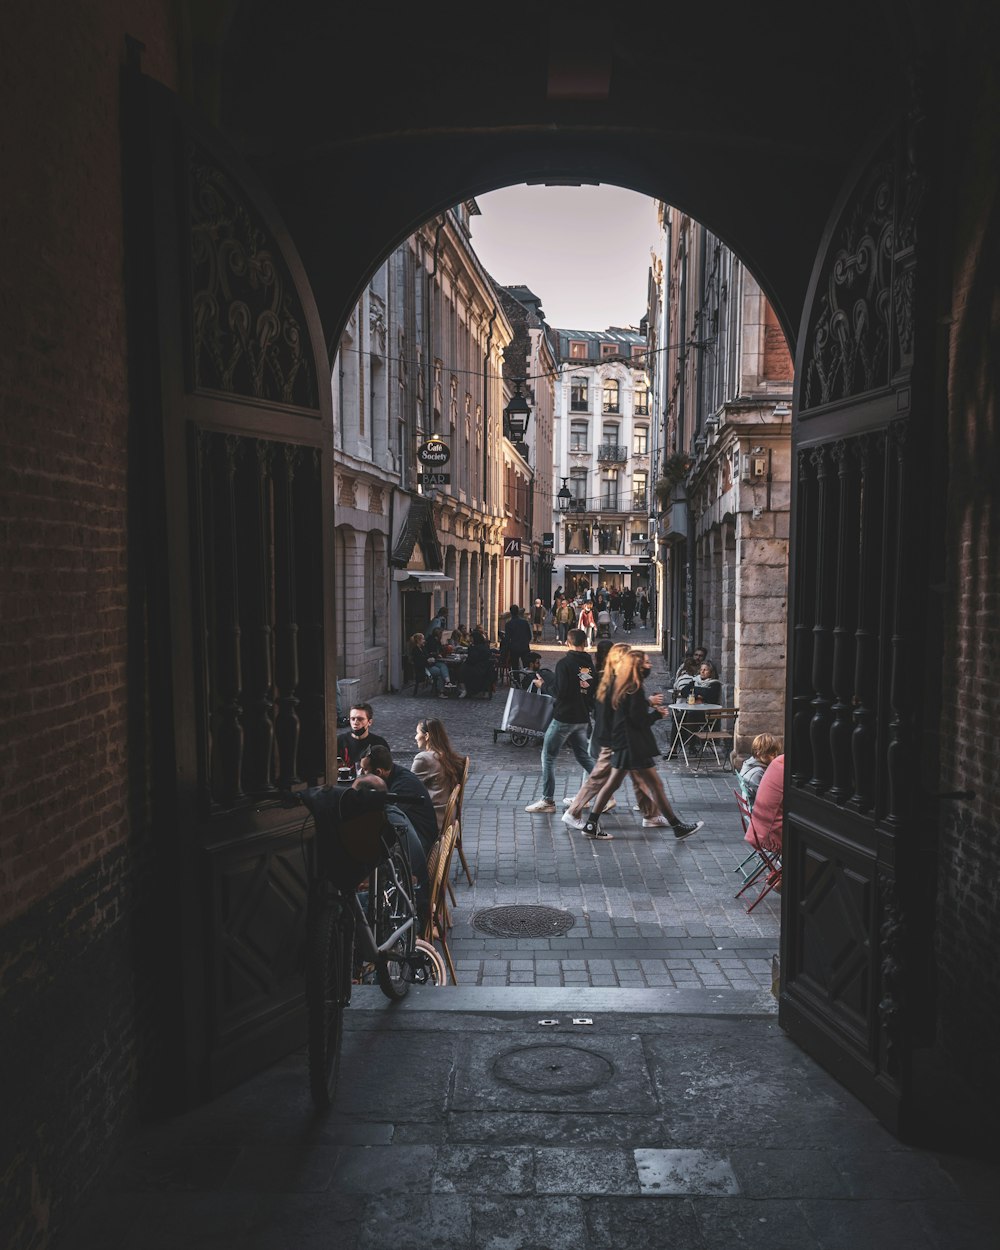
[[654, 452, 693, 506]]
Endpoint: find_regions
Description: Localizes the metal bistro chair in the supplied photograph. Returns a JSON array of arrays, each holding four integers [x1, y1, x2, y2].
[[690, 706, 739, 773], [735, 803, 782, 914], [733, 787, 765, 883]]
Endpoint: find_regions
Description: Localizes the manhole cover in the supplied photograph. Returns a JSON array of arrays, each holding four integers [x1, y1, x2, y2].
[[471, 905, 576, 938], [493, 1044, 613, 1094]]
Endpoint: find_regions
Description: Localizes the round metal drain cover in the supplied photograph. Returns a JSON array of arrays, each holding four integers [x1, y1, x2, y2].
[[471, 904, 576, 938], [493, 1044, 613, 1094]]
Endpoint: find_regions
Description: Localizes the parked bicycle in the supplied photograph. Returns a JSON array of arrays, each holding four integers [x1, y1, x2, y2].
[[291, 784, 446, 1111]]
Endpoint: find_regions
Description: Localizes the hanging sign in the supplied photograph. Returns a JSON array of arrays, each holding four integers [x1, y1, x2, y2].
[[417, 438, 451, 465], [503, 537, 522, 558]]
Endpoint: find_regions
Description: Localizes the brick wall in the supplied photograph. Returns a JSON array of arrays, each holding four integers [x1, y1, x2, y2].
[[0, 3, 176, 1246]]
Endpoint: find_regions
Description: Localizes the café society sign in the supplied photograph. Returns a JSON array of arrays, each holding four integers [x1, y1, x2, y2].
[[416, 438, 451, 466]]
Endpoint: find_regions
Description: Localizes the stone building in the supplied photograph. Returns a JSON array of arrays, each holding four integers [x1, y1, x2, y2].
[[332, 203, 513, 694], [495, 285, 559, 609], [550, 326, 654, 599], [650, 205, 793, 752]]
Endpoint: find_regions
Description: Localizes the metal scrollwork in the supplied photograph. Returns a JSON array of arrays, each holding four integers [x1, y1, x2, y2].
[[189, 144, 318, 410], [802, 145, 895, 411]]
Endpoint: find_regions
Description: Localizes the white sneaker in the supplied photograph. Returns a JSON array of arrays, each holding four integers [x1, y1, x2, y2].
[[642, 815, 671, 827], [525, 798, 556, 813], [562, 797, 574, 807], [561, 810, 587, 830]]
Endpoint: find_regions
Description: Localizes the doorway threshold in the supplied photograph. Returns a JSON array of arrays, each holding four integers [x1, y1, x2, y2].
[[348, 984, 777, 1015]]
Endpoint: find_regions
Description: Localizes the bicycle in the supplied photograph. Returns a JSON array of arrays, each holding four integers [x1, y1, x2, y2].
[[293, 784, 445, 1111]]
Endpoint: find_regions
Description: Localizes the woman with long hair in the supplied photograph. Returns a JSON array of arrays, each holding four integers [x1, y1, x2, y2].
[[411, 717, 468, 833], [582, 649, 703, 842], [562, 643, 662, 829]]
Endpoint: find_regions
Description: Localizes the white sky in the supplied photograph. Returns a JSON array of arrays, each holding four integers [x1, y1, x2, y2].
[[468, 184, 659, 332]]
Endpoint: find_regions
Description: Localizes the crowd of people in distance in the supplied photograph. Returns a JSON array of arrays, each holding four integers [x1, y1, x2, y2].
[[339, 591, 783, 882]]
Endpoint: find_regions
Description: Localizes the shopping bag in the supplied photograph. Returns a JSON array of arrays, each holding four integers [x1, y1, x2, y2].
[[500, 685, 554, 736]]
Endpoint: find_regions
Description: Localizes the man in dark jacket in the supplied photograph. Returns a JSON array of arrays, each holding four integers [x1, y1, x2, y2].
[[361, 744, 439, 853], [503, 603, 533, 672], [337, 703, 390, 772], [524, 629, 596, 813]]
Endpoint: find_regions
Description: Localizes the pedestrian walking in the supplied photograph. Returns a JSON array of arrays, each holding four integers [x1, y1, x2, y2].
[[637, 586, 649, 627], [524, 629, 596, 813], [609, 587, 621, 632], [531, 597, 546, 642], [561, 642, 661, 828], [580, 649, 703, 841], [554, 596, 575, 643], [578, 599, 596, 646], [503, 603, 533, 673]]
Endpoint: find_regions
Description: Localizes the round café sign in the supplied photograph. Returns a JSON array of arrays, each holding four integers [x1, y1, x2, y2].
[[417, 438, 451, 466]]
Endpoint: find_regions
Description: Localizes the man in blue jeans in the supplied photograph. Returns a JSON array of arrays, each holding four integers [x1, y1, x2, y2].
[[525, 629, 602, 813]]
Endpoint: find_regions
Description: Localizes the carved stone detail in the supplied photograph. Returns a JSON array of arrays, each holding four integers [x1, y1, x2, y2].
[[368, 484, 384, 515], [338, 475, 357, 509]]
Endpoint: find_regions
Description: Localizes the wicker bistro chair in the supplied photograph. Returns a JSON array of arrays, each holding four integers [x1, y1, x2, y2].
[[451, 756, 473, 888], [424, 817, 459, 984]]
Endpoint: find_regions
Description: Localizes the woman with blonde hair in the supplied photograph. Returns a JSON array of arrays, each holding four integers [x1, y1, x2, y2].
[[582, 649, 703, 842], [411, 717, 468, 834], [563, 642, 653, 828]]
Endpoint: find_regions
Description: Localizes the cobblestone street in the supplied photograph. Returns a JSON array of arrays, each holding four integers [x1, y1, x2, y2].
[[359, 628, 780, 997]]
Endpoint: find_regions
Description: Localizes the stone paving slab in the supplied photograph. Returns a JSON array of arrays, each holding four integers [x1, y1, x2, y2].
[[64, 1011, 1000, 1250]]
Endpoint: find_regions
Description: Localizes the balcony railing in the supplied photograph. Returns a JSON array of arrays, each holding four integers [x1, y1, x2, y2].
[[596, 443, 628, 463], [602, 402, 621, 415], [560, 494, 647, 515], [570, 400, 590, 412]]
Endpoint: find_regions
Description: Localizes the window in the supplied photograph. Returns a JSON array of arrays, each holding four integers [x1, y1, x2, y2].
[[570, 466, 588, 504], [602, 380, 620, 413], [601, 468, 619, 507], [569, 340, 588, 359], [632, 470, 647, 510], [565, 522, 591, 554], [631, 344, 646, 361], [570, 419, 589, 452], [633, 425, 648, 455], [601, 343, 617, 359], [634, 385, 649, 416], [570, 376, 590, 411], [602, 422, 619, 445]]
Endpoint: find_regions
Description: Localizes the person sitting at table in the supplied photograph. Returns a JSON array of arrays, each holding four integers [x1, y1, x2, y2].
[[360, 744, 439, 854], [410, 717, 468, 835], [451, 622, 472, 648], [673, 652, 699, 699], [738, 733, 781, 808], [425, 628, 457, 696], [461, 628, 496, 699], [691, 646, 718, 680], [745, 752, 784, 853], [408, 632, 449, 696], [337, 703, 390, 773], [692, 661, 722, 705]]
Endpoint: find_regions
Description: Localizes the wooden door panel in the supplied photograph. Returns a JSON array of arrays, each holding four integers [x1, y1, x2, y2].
[[781, 110, 930, 1136], [135, 77, 336, 1102]]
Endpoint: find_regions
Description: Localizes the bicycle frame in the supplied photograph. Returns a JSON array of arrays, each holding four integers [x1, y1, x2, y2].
[[351, 843, 416, 963]]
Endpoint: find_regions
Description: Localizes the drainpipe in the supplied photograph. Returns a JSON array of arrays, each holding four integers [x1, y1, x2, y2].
[[482, 304, 499, 616]]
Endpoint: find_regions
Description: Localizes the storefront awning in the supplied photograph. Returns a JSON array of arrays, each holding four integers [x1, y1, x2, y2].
[[392, 570, 455, 587], [565, 564, 600, 573]]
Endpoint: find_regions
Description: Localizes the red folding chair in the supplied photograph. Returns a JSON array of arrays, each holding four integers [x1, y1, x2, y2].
[[735, 795, 782, 913]]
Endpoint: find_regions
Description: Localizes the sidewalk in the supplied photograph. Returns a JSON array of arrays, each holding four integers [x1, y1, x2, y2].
[[62, 628, 1000, 1249], [361, 627, 780, 994]]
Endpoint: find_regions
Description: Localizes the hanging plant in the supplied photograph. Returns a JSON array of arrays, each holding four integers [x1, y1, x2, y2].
[[654, 452, 693, 502]]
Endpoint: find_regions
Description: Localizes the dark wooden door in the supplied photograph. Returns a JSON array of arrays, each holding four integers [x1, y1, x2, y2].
[[132, 77, 337, 1101], [780, 115, 937, 1135]]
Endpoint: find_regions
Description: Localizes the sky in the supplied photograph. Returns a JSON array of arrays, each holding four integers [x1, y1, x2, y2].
[[468, 184, 659, 333]]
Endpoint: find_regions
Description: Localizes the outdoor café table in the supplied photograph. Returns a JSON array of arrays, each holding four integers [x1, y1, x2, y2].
[[665, 702, 723, 769]]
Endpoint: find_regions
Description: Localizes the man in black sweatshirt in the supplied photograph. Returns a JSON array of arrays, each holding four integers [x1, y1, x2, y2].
[[524, 629, 596, 813]]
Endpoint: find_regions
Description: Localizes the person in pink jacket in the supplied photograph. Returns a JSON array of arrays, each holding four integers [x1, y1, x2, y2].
[[745, 753, 784, 854]]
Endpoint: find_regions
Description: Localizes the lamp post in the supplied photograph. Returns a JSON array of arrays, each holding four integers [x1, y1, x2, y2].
[[557, 476, 572, 512], [503, 381, 532, 450]]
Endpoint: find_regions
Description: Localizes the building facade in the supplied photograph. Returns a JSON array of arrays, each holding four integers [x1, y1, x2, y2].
[[551, 327, 654, 601], [332, 202, 515, 694], [650, 205, 793, 752]]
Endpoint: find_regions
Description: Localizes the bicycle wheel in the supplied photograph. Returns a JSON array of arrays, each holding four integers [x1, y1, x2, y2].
[[413, 936, 448, 986], [372, 843, 416, 1001], [306, 889, 352, 1111]]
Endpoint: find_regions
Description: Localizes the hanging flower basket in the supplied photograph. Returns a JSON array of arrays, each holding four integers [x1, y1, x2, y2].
[[654, 453, 693, 504]]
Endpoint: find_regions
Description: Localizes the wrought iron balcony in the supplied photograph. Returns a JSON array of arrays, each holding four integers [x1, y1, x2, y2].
[[570, 400, 590, 412], [596, 443, 628, 463], [560, 493, 648, 516]]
